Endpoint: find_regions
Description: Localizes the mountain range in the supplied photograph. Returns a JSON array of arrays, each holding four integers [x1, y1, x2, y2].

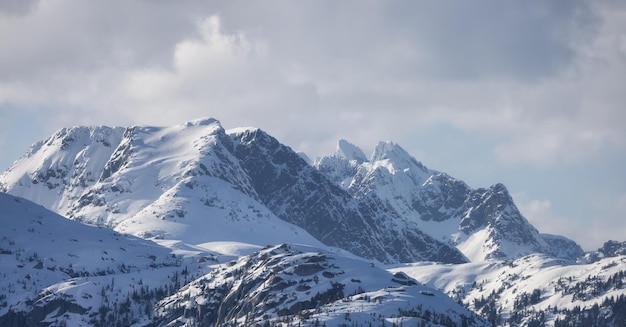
[[0, 118, 624, 326]]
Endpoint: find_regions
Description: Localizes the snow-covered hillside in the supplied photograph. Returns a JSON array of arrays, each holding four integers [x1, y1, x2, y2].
[[390, 253, 626, 326], [0, 192, 216, 326]]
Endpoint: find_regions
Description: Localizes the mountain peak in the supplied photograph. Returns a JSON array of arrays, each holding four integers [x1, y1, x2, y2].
[[370, 141, 428, 173], [599, 240, 626, 257], [183, 117, 220, 127], [372, 140, 401, 162], [371, 141, 409, 162], [227, 126, 260, 136], [335, 139, 367, 163]]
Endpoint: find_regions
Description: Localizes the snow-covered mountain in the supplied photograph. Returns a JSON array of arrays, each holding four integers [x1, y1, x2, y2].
[[0, 118, 466, 264], [314, 139, 583, 261], [0, 118, 584, 262], [227, 127, 466, 264], [0, 119, 323, 249]]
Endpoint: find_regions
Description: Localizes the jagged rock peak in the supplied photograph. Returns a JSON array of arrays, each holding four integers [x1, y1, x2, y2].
[[371, 140, 428, 173], [335, 139, 367, 163], [42, 125, 124, 150], [490, 182, 509, 194], [599, 240, 626, 257], [227, 126, 264, 147], [372, 140, 401, 161]]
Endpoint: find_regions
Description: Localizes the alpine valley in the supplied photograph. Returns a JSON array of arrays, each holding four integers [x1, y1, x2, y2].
[[0, 118, 624, 327]]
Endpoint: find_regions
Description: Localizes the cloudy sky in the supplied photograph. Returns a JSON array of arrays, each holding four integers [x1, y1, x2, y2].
[[1, 0, 625, 250]]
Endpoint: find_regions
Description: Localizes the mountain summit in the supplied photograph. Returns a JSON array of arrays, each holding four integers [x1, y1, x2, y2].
[[313, 139, 583, 261], [335, 139, 367, 163]]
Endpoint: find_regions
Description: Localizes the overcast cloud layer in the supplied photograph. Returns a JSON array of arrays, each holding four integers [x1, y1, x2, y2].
[[1, 0, 625, 250]]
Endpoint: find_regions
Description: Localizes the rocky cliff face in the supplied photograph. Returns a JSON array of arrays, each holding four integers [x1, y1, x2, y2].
[[228, 128, 467, 264], [1, 118, 621, 327], [599, 240, 626, 257]]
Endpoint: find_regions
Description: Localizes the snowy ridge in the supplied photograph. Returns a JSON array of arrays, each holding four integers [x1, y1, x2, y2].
[[336, 139, 367, 163], [0, 125, 125, 212], [152, 243, 489, 327], [1, 119, 466, 264], [0, 118, 583, 263], [0, 119, 325, 249]]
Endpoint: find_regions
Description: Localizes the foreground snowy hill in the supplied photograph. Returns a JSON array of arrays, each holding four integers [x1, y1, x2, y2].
[[0, 192, 216, 326], [0, 192, 489, 326], [390, 253, 626, 326], [2, 190, 623, 326], [150, 243, 489, 327]]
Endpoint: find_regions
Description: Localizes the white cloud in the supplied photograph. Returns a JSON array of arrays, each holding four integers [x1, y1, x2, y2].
[[515, 191, 626, 250], [513, 193, 579, 238], [120, 15, 271, 114], [0, 0, 624, 168], [513, 193, 590, 248], [0, 0, 624, 251], [589, 193, 626, 244]]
